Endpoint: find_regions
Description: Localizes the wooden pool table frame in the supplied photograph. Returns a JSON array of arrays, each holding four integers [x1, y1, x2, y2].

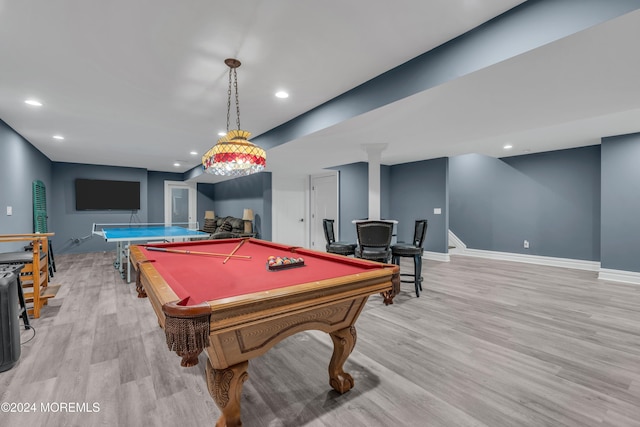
[[130, 238, 399, 427]]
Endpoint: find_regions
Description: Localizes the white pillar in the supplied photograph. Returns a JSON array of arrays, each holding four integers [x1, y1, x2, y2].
[[362, 143, 387, 220]]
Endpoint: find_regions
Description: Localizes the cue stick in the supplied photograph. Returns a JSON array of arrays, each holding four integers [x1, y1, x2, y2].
[[145, 246, 250, 259], [223, 238, 247, 264]]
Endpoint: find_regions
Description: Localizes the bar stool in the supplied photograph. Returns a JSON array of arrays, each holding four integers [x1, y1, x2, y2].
[[391, 219, 428, 297], [323, 219, 357, 256], [355, 220, 393, 263]]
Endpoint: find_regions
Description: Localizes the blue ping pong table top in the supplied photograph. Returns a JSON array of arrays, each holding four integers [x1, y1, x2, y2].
[[101, 226, 208, 242]]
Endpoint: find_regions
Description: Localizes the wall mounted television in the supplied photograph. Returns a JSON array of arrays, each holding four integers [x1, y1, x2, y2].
[[75, 179, 140, 211]]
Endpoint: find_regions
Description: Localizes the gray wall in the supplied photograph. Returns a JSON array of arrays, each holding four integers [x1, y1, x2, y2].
[[49, 166, 272, 252], [202, 172, 272, 240], [196, 182, 216, 225], [147, 171, 183, 224], [330, 162, 392, 244], [601, 133, 640, 272], [332, 158, 449, 254], [449, 146, 601, 260], [0, 119, 53, 251], [50, 162, 149, 254], [334, 163, 368, 243], [389, 158, 449, 254], [381, 165, 391, 221]]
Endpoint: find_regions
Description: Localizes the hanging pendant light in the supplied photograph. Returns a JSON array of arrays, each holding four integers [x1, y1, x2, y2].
[[202, 58, 266, 177]]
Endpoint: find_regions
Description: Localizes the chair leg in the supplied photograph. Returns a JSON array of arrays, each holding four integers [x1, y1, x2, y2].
[[394, 253, 424, 297], [414, 254, 422, 297]]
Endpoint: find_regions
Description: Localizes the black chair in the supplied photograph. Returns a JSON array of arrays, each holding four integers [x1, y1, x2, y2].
[[355, 220, 394, 263], [392, 219, 428, 297], [323, 219, 357, 256]]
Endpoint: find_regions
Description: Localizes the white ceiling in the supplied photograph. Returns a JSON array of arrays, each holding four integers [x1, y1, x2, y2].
[[1, 1, 640, 183]]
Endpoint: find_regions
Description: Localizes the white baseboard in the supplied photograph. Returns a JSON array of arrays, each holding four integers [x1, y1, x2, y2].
[[447, 230, 640, 285], [456, 248, 600, 271], [424, 251, 450, 262], [598, 268, 640, 285]]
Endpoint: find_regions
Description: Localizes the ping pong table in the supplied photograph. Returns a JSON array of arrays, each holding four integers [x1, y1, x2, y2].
[[92, 223, 209, 282]]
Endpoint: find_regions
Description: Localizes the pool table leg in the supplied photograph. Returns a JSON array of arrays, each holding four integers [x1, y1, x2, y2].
[[206, 359, 249, 427], [328, 326, 356, 394]]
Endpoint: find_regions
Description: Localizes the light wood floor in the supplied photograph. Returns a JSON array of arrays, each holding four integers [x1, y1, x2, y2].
[[2, 252, 640, 427]]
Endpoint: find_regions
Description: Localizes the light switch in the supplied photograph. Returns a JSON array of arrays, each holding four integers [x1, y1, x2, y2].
[[434, 208, 441, 215], [6, 206, 12, 216]]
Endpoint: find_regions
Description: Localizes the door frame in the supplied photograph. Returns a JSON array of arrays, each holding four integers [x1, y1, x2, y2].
[[163, 181, 197, 228], [310, 171, 339, 251]]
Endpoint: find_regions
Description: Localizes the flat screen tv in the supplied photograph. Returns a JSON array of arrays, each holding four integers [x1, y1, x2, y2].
[[75, 179, 140, 210]]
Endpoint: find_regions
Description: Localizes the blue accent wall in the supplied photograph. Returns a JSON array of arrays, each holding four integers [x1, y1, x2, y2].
[[196, 182, 216, 225], [333, 163, 368, 244], [147, 171, 183, 224], [381, 165, 391, 221], [389, 158, 449, 254], [449, 146, 601, 260], [0, 119, 53, 251], [601, 133, 640, 272], [50, 162, 149, 254], [202, 172, 272, 240]]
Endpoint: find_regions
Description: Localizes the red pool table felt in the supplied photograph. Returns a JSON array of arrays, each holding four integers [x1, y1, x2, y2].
[[136, 238, 387, 306]]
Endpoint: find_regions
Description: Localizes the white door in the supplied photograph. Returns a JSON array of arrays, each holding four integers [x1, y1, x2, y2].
[[310, 172, 338, 251], [164, 181, 197, 228], [272, 175, 307, 247]]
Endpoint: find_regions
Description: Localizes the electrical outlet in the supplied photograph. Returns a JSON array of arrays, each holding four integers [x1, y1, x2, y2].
[[524, 240, 529, 249]]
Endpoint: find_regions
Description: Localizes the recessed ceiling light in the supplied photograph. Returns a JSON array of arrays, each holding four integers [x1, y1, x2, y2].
[[503, 144, 513, 150], [173, 162, 181, 167], [25, 99, 43, 107], [190, 151, 198, 156], [53, 135, 64, 140], [217, 131, 226, 136], [275, 91, 289, 99]]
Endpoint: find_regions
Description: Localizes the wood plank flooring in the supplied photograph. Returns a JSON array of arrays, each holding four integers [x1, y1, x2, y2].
[[2, 252, 640, 426]]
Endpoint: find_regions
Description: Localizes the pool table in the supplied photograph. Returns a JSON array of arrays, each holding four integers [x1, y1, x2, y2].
[[129, 238, 399, 427]]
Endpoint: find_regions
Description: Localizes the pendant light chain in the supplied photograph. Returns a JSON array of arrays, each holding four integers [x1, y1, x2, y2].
[[234, 67, 241, 131], [226, 67, 241, 132], [226, 68, 232, 133]]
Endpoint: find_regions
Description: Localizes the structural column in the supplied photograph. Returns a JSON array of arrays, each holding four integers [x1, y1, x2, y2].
[[363, 143, 387, 220]]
